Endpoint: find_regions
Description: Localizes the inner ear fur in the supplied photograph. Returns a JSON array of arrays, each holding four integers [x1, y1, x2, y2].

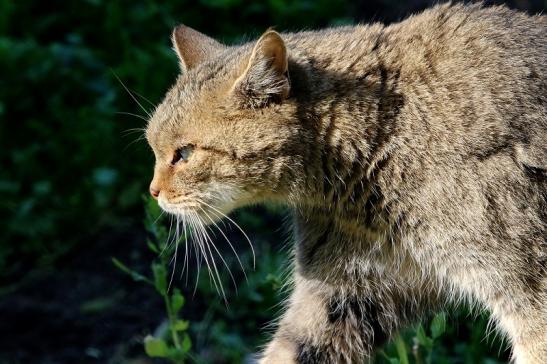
[[232, 30, 290, 108]]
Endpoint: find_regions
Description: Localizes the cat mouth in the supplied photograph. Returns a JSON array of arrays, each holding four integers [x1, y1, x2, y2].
[[158, 198, 226, 225]]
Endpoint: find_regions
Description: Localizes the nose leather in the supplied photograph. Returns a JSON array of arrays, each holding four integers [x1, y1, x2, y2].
[[149, 186, 160, 199]]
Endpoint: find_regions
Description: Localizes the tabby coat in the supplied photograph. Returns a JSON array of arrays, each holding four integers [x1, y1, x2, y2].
[[146, 3, 546, 363]]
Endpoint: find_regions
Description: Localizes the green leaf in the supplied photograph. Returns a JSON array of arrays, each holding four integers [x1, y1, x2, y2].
[[144, 335, 169, 358], [152, 262, 167, 295], [173, 320, 189, 331], [171, 289, 185, 313], [416, 324, 434, 349], [430, 312, 447, 339], [380, 350, 400, 364], [80, 294, 119, 314], [166, 347, 186, 361], [181, 333, 192, 352], [111, 257, 133, 275], [393, 335, 409, 364], [146, 239, 159, 253], [111, 257, 151, 284]]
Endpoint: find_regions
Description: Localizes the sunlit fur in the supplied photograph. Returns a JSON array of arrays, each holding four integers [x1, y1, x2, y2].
[[146, 3, 546, 363]]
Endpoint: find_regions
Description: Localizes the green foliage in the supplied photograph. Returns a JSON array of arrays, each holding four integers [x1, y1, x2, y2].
[[112, 196, 192, 363], [379, 313, 446, 364], [112, 196, 288, 362], [378, 311, 507, 364], [430, 312, 447, 340]]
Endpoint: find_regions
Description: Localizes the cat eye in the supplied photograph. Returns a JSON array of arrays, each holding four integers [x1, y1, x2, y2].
[[171, 145, 194, 165]]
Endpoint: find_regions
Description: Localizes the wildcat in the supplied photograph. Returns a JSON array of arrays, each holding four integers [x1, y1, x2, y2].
[[145, 2, 546, 363]]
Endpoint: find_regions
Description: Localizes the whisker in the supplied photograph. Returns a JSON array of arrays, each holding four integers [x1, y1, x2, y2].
[[153, 210, 166, 225], [160, 214, 175, 256], [188, 216, 202, 297], [167, 215, 180, 266], [120, 129, 146, 139], [198, 206, 239, 292], [168, 215, 180, 292], [180, 216, 190, 285], [117, 112, 150, 123], [192, 212, 227, 303], [199, 205, 248, 282], [198, 218, 229, 304], [189, 212, 221, 297], [111, 70, 152, 118], [199, 200, 256, 269], [131, 89, 157, 109], [123, 135, 148, 151]]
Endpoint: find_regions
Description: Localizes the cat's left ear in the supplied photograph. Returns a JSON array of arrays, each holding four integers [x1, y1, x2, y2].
[[232, 30, 290, 108], [172, 25, 225, 71]]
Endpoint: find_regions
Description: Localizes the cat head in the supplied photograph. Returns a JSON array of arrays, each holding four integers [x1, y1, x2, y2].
[[146, 25, 307, 221]]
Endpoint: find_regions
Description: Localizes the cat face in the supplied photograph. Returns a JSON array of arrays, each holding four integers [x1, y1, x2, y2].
[[146, 26, 302, 222]]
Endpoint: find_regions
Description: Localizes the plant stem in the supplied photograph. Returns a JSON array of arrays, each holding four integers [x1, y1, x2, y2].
[[164, 292, 181, 349]]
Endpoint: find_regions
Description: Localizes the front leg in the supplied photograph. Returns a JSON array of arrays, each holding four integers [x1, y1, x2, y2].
[[260, 275, 343, 363], [260, 272, 432, 363]]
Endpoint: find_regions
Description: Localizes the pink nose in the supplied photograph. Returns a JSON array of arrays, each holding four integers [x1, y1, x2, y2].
[[149, 186, 160, 199]]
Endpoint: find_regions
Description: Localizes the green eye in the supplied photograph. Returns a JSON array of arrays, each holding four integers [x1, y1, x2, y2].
[[172, 145, 194, 165]]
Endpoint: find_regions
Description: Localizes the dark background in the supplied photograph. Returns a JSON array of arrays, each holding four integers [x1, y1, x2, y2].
[[1, 1, 545, 363]]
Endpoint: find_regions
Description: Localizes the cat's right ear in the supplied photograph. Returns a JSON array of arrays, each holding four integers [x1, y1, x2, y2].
[[171, 25, 225, 71]]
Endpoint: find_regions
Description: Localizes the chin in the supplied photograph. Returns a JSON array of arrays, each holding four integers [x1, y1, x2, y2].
[[158, 197, 236, 225]]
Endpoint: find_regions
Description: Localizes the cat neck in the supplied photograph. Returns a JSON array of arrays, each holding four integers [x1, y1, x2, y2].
[[285, 41, 405, 232]]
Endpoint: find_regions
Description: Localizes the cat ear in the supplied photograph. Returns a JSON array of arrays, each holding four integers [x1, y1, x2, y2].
[[171, 25, 225, 71], [232, 30, 290, 108]]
